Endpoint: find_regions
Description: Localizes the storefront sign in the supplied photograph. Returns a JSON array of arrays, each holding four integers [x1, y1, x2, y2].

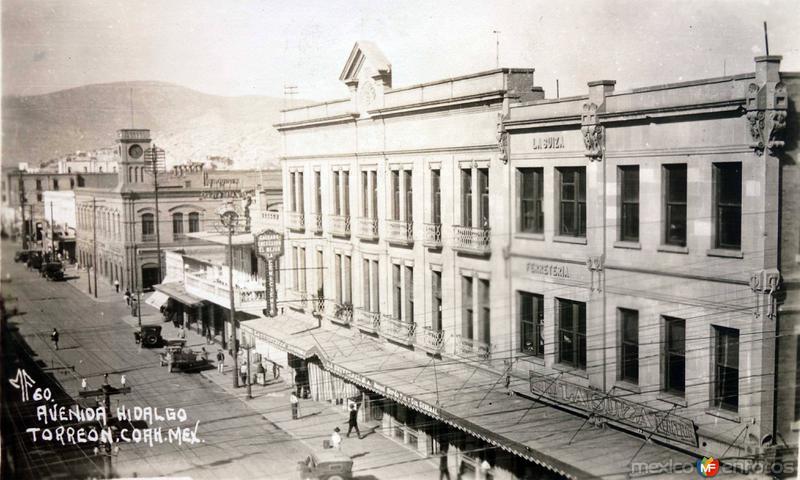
[[246, 327, 308, 358], [322, 360, 441, 419], [529, 372, 697, 446], [526, 262, 570, 279], [532, 135, 565, 150]]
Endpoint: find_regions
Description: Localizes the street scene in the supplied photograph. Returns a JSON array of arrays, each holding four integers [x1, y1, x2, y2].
[[1, 1, 800, 479]]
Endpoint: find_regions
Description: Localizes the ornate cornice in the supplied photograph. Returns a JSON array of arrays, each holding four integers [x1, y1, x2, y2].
[[745, 81, 787, 156], [580, 103, 604, 160]]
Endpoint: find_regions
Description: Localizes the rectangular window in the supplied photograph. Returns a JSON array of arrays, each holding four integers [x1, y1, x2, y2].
[[478, 168, 489, 227], [293, 247, 300, 290], [299, 247, 307, 293], [558, 298, 586, 369], [53, 179, 59, 190], [362, 259, 371, 309], [478, 279, 490, 344], [619, 308, 639, 384], [519, 168, 544, 234], [664, 164, 687, 246], [714, 163, 742, 250], [404, 265, 414, 323], [335, 253, 342, 302], [431, 169, 441, 224], [714, 326, 739, 411], [288, 172, 296, 212], [461, 275, 474, 339], [36, 179, 42, 191], [361, 171, 369, 217], [315, 171, 322, 214], [664, 317, 686, 395], [557, 167, 586, 237], [404, 170, 413, 222], [370, 259, 379, 313], [432, 270, 442, 331], [172, 213, 184, 234], [188, 213, 200, 233], [316, 250, 324, 300], [461, 169, 472, 226], [619, 166, 640, 242], [296, 172, 304, 213], [391, 170, 400, 220], [519, 292, 544, 357], [342, 171, 350, 216], [332, 171, 341, 215], [370, 171, 378, 220], [392, 264, 402, 319]]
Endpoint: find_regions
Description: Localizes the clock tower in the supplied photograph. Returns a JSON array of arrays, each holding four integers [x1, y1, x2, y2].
[[116, 128, 152, 189]]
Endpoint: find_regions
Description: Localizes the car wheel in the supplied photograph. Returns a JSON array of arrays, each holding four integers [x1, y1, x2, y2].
[[144, 334, 158, 346]]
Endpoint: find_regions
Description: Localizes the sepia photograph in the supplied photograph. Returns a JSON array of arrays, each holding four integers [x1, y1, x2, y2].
[[1, 1, 799, 479]]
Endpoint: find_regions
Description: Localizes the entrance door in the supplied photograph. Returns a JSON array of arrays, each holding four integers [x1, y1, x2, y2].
[[141, 266, 160, 290]]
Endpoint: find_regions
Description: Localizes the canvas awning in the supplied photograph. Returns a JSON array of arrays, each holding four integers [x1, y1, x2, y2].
[[144, 291, 169, 309], [153, 282, 205, 308]]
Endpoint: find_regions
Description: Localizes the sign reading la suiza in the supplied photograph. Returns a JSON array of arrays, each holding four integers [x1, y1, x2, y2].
[[532, 135, 565, 150], [528, 371, 698, 447]]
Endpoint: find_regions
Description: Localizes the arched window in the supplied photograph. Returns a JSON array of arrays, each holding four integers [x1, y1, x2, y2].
[[141, 213, 154, 238], [172, 213, 184, 235], [188, 212, 200, 233]]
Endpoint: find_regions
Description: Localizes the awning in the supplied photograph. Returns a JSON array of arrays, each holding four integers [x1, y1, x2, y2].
[[145, 291, 169, 309], [242, 311, 713, 480], [185, 231, 255, 246], [153, 282, 205, 308]]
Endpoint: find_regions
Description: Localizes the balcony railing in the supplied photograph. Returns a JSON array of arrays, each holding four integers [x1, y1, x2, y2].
[[380, 315, 416, 345], [354, 308, 381, 333], [356, 217, 379, 241], [454, 335, 494, 361], [329, 302, 353, 325], [312, 297, 325, 316], [258, 210, 282, 230], [452, 226, 491, 255], [309, 213, 323, 234], [286, 212, 305, 231], [329, 215, 351, 237], [415, 327, 446, 354], [423, 223, 442, 248], [141, 233, 156, 243], [185, 271, 267, 309], [386, 220, 413, 245]]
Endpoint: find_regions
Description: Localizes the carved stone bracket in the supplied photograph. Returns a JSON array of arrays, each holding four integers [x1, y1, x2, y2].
[[749, 269, 782, 319], [496, 113, 509, 164], [746, 82, 788, 157], [586, 255, 604, 292], [581, 103, 604, 160]]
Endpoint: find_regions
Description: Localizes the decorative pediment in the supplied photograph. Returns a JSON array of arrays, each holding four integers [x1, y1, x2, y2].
[[339, 41, 392, 89]]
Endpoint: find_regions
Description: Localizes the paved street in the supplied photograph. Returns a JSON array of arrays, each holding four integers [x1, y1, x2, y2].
[[1, 240, 440, 480], [1, 241, 313, 480]]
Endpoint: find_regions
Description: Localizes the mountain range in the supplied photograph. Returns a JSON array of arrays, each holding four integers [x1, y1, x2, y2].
[[2, 81, 309, 170]]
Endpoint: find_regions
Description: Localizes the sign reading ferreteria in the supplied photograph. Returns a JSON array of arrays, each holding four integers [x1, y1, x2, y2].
[[528, 371, 698, 447], [322, 360, 441, 419], [526, 262, 570, 279]]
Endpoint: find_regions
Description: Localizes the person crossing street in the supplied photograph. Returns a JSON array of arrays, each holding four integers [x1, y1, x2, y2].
[[346, 399, 361, 439], [50, 328, 59, 350]]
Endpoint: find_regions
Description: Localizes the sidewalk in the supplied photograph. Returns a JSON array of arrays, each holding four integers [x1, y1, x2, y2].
[[63, 264, 122, 303], [137, 315, 440, 479]]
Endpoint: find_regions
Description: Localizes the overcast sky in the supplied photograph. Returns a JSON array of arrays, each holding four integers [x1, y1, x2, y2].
[[3, 0, 799, 101]]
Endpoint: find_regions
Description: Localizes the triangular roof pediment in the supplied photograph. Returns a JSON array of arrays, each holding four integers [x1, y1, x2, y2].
[[339, 41, 391, 86]]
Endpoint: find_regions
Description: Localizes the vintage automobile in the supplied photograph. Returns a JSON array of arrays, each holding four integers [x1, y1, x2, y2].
[[42, 262, 65, 281], [298, 450, 353, 480], [27, 254, 43, 271], [134, 325, 165, 348], [14, 250, 35, 263], [160, 345, 208, 372]]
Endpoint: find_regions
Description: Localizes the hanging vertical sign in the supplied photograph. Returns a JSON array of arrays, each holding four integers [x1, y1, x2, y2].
[[254, 229, 283, 317]]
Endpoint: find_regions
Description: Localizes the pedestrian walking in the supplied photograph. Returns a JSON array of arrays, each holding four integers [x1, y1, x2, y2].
[[51, 328, 59, 350], [240, 362, 248, 386], [330, 427, 342, 450], [124, 288, 131, 305], [346, 400, 361, 439], [216, 350, 225, 374], [439, 454, 451, 480], [290, 391, 299, 419], [114, 279, 120, 293]]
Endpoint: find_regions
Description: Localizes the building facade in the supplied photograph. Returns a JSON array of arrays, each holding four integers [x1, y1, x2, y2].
[[42, 190, 78, 260], [503, 55, 799, 467], [252, 45, 799, 478]]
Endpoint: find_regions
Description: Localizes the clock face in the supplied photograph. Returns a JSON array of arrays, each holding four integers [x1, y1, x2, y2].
[[128, 144, 143, 159]]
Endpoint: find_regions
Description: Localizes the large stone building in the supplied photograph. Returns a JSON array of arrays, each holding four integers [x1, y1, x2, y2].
[[243, 44, 799, 479]]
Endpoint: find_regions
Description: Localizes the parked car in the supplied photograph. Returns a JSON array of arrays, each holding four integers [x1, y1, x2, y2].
[[160, 345, 207, 372], [298, 450, 353, 480], [27, 254, 43, 270], [42, 262, 64, 281], [134, 325, 164, 348]]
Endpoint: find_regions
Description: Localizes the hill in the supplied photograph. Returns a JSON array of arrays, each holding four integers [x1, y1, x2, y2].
[[2, 81, 307, 169]]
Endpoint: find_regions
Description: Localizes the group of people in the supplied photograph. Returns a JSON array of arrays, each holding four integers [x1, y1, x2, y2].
[[323, 399, 363, 451]]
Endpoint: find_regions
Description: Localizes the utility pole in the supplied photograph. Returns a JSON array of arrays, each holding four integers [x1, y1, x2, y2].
[[49, 201, 56, 256], [79, 375, 130, 479], [19, 175, 28, 250], [92, 197, 98, 298], [150, 145, 163, 284], [227, 222, 239, 388]]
